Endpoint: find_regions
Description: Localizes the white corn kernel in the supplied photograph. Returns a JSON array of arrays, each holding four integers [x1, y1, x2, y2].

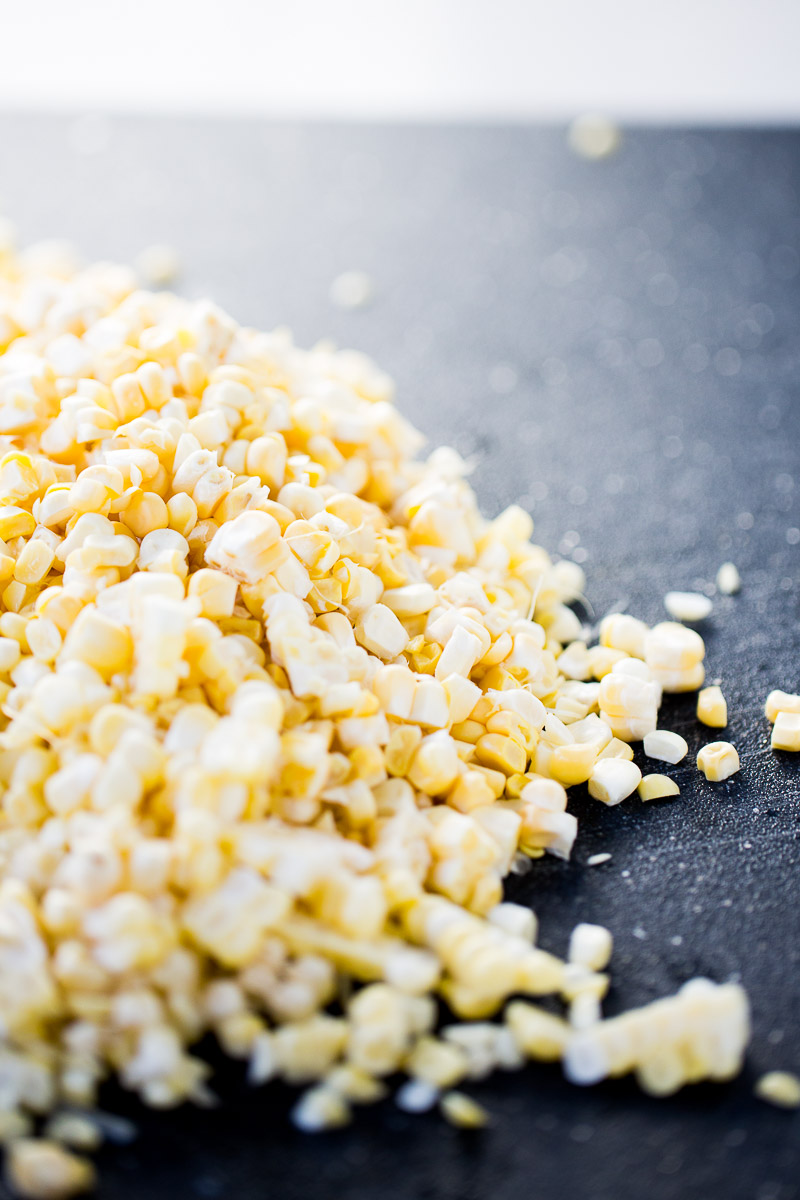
[[587, 759, 642, 806], [642, 729, 688, 765], [716, 562, 741, 595], [664, 591, 712, 622]]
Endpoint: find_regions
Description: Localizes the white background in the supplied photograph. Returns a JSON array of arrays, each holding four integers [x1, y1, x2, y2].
[[1, 0, 799, 123]]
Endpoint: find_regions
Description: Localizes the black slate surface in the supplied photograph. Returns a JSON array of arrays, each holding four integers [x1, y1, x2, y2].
[[0, 116, 798, 1200]]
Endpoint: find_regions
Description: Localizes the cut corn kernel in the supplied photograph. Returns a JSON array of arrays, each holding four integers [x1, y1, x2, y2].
[[754, 1071, 800, 1109], [587, 759, 642, 806], [771, 711, 800, 752], [697, 741, 740, 782], [638, 774, 680, 802], [642, 729, 688, 765], [697, 685, 727, 728]]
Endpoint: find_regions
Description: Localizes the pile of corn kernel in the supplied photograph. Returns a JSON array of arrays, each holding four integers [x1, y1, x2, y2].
[[0, 232, 786, 1197]]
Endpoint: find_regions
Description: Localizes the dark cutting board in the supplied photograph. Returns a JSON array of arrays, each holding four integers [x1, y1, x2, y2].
[[0, 116, 798, 1200]]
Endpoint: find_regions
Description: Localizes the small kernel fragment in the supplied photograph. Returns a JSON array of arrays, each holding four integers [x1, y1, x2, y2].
[[716, 562, 741, 595], [697, 741, 740, 782], [754, 1071, 800, 1109], [439, 1091, 490, 1129]]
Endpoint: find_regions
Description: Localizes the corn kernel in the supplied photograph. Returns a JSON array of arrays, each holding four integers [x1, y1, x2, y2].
[[638, 774, 680, 802], [697, 685, 727, 728], [771, 711, 800, 752], [697, 741, 740, 782]]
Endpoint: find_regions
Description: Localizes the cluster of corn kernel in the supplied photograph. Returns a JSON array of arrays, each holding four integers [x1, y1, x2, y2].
[[0, 236, 754, 1197]]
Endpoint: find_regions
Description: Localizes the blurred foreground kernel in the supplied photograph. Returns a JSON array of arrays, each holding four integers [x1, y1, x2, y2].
[[568, 114, 622, 161], [439, 1091, 489, 1129], [135, 244, 180, 288], [697, 741, 740, 782], [755, 1071, 800, 1109], [716, 562, 741, 595], [0, 234, 757, 1194], [664, 591, 713, 623], [5, 1141, 95, 1200], [564, 979, 750, 1092]]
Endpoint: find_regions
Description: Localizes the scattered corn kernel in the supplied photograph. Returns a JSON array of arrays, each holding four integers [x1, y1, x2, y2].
[[642, 729, 688, 765], [771, 711, 800, 752], [663, 591, 713, 623], [716, 562, 741, 595], [638, 774, 680, 802], [697, 685, 727, 728], [697, 741, 740, 782], [754, 1070, 800, 1109]]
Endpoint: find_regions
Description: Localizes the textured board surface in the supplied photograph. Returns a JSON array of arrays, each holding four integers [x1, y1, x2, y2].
[[0, 117, 798, 1200]]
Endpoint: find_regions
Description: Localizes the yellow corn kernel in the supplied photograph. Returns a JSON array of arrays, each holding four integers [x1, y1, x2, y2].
[[439, 1091, 489, 1129], [597, 737, 634, 761], [474, 733, 527, 776], [771, 711, 800, 752], [548, 741, 597, 786], [697, 740, 740, 782], [638, 774, 680, 802], [13, 537, 56, 585], [765, 689, 800, 723], [406, 1037, 469, 1088], [755, 1071, 800, 1109], [383, 725, 423, 777], [697, 685, 727, 728], [0, 505, 36, 539]]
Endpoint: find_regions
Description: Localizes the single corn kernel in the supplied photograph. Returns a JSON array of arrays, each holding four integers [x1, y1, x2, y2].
[[439, 1091, 489, 1129], [697, 741, 740, 782], [638, 774, 680, 802], [765, 689, 800, 723], [771, 711, 800, 752], [754, 1071, 800, 1109], [663, 591, 712, 622], [587, 759, 642, 806], [716, 562, 741, 595], [568, 923, 613, 972], [697, 685, 727, 728], [5, 1139, 96, 1200], [642, 729, 688, 765]]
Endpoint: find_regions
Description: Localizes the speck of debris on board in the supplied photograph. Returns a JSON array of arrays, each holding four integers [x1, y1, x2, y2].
[[586, 852, 611, 866], [329, 270, 373, 310]]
